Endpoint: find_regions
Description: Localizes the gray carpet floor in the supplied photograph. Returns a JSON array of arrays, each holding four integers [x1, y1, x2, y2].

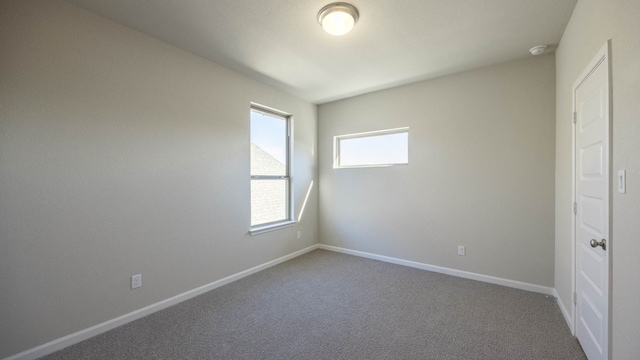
[[41, 249, 586, 359]]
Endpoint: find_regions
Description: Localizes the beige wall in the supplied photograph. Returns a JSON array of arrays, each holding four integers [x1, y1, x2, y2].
[[0, 1, 318, 357], [555, 0, 640, 358], [318, 56, 556, 287]]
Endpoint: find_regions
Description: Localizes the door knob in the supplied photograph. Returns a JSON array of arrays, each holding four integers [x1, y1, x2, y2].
[[590, 239, 606, 250]]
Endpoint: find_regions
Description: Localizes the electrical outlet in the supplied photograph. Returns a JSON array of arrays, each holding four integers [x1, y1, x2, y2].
[[297, 231, 302, 239], [131, 274, 142, 289], [457, 246, 466, 256]]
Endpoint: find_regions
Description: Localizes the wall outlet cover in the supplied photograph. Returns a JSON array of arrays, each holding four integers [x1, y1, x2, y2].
[[131, 274, 142, 289]]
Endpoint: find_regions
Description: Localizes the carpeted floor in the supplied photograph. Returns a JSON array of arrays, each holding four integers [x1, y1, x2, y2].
[[41, 249, 586, 359]]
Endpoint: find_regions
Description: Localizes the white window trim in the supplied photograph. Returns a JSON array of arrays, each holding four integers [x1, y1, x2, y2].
[[334, 127, 409, 169], [249, 103, 295, 235], [249, 220, 296, 236]]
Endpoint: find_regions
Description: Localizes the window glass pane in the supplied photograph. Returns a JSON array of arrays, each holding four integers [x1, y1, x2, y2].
[[250, 105, 292, 231], [338, 131, 408, 167], [251, 111, 287, 176], [251, 179, 288, 226]]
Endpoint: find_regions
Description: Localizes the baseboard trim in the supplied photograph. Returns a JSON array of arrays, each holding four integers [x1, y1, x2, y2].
[[554, 288, 574, 334], [4, 244, 320, 360], [318, 244, 555, 296]]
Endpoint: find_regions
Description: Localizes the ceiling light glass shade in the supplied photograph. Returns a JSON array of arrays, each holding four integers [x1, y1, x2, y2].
[[318, 3, 359, 36]]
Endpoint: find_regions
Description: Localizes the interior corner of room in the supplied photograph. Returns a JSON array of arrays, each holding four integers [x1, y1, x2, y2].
[[1, 0, 639, 359]]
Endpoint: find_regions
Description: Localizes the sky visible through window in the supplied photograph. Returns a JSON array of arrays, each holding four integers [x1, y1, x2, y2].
[[251, 111, 286, 165], [339, 131, 408, 167]]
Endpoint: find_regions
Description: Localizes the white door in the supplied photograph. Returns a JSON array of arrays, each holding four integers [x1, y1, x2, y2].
[[574, 41, 610, 360]]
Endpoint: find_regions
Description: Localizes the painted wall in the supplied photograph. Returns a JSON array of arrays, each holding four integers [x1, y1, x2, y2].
[[318, 56, 556, 287], [554, 0, 640, 358], [0, 1, 318, 358]]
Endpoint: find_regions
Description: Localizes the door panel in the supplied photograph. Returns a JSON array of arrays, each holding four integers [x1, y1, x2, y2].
[[580, 196, 602, 233], [580, 144, 603, 176], [580, 87, 603, 127], [580, 244, 604, 291]]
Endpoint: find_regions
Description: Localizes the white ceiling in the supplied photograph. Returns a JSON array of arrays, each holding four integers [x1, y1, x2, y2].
[[65, 0, 577, 104]]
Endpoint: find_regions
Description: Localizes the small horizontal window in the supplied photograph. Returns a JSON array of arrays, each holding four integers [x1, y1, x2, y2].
[[334, 128, 409, 168]]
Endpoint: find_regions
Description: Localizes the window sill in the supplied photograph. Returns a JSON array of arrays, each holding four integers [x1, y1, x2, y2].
[[334, 163, 408, 169], [249, 220, 296, 236]]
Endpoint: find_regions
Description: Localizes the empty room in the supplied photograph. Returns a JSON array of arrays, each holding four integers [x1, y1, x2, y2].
[[1, 0, 639, 359]]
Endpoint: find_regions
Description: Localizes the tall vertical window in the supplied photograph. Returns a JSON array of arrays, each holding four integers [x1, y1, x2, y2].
[[250, 104, 293, 233]]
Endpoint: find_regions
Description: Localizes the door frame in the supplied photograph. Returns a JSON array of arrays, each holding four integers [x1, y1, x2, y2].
[[571, 39, 612, 358]]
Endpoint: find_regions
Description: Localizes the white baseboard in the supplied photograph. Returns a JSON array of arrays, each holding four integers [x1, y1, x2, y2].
[[554, 288, 575, 334], [4, 244, 320, 360], [318, 244, 555, 296]]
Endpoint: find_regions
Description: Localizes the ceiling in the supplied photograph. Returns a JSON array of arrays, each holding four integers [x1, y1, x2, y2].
[[65, 0, 577, 104]]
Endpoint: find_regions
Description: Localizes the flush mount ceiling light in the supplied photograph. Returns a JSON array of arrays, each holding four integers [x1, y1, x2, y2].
[[318, 2, 359, 36], [529, 45, 547, 56]]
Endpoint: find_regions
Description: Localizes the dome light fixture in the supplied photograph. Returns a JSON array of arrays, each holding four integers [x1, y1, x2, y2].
[[318, 2, 359, 36], [529, 45, 547, 56]]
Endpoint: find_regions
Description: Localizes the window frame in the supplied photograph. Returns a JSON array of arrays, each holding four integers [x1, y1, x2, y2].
[[334, 127, 409, 169], [249, 103, 295, 235]]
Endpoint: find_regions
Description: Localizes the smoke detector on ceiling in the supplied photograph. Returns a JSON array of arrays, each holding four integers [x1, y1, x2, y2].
[[529, 45, 548, 56]]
